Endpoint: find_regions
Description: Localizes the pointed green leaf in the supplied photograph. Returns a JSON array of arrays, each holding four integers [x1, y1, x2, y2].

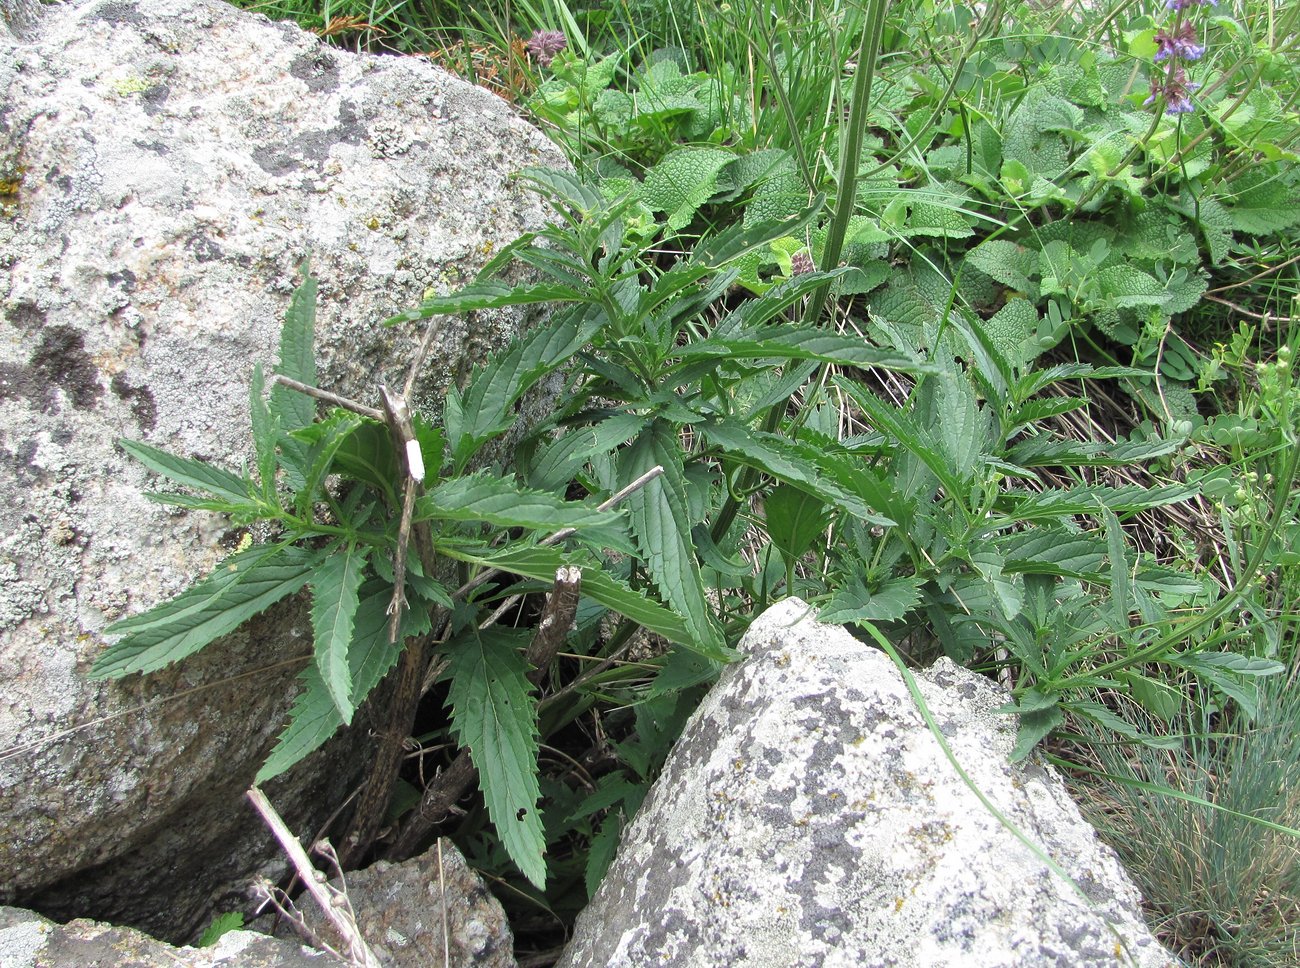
[[448, 304, 606, 469], [691, 195, 826, 267], [92, 545, 318, 678], [270, 264, 318, 432], [678, 324, 925, 371], [293, 409, 367, 515], [765, 484, 829, 566], [935, 372, 984, 482], [585, 813, 623, 898], [310, 544, 367, 723], [819, 576, 923, 625], [421, 471, 626, 533], [257, 579, 425, 782], [834, 377, 964, 496], [1011, 702, 1063, 761], [331, 421, 400, 504], [700, 418, 896, 526], [436, 544, 725, 659], [1066, 700, 1181, 750], [384, 280, 584, 326], [525, 414, 645, 492], [442, 627, 546, 888], [996, 528, 1107, 578], [618, 424, 721, 653], [120, 439, 254, 507], [999, 483, 1197, 519]]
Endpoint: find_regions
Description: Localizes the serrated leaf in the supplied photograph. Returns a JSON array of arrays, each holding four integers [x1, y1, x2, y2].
[[309, 544, 367, 723], [1000, 483, 1197, 519], [833, 377, 963, 497], [442, 627, 545, 888], [525, 413, 645, 492], [619, 423, 721, 653], [384, 280, 584, 325], [765, 484, 829, 566], [331, 421, 400, 504], [983, 298, 1040, 367], [905, 201, 974, 239], [647, 643, 723, 697], [437, 544, 724, 659], [1012, 363, 1149, 399], [996, 528, 1107, 578], [999, 688, 1059, 716], [120, 439, 255, 508], [679, 323, 925, 372], [819, 576, 923, 625], [1006, 434, 1182, 468], [971, 548, 1024, 619], [585, 812, 623, 898], [699, 418, 896, 526], [270, 265, 318, 433], [1094, 265, 1167, 308], [293, 409, 367, 515], [196, 912, 245, 948], [258, 579, 428, 782], [642, 147, 736, 231], [1167, 651, 1284, 718], [935, 371, 985, 481], [964, 240, 1039, 295], [421, 470, 626, 534], [92, 545, 318, 678], [447, 304, 606, 469], [1011, 703, 1063, 761], [1066, 700, 1182, 750], [1220, 169, 1300, 235]]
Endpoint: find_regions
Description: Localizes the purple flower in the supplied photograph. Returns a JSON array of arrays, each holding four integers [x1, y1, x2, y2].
[[1165, 0, 1215, 9], [1144, 62, 1200, 115], [1154, 21, 1205, 62], [790, 251, 815, 276], [526, 29, 567, 67]]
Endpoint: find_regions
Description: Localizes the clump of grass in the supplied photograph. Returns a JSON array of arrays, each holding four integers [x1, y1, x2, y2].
[[1068, 671, 1300, 967]]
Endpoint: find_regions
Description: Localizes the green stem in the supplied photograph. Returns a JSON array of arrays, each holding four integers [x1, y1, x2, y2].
[[711, 0, 892, 543]]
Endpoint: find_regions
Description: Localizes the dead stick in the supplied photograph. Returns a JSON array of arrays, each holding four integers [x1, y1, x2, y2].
[[268, 374, 384, 421], [387, 751, 479, 861], [340, 385, 439, 868], [247, 786, 382, 968], [389, 567, 581, 861]]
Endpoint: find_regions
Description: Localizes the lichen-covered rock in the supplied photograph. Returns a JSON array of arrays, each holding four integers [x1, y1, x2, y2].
[[0, 906, 327, 968], [0, 0, 563, 941], [559, 599, 1177, 968], [290, 839, 515, 968]]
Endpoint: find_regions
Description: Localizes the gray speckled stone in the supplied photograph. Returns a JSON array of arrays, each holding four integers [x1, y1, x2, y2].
[[559, 598, 1178, 968], [0, 905, 327, 967], [290, 839, 515, 968], [0, 0, 562, 941]]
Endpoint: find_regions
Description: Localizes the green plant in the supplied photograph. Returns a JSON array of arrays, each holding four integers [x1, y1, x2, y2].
[[196, 911, 245, 947], [89, 259, 713, 890], [1067, 667, 1300, 966]]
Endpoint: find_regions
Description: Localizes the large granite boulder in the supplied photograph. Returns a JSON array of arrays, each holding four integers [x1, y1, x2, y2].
[[0, 0, 562, 941], [560, 598, 1177, 968]]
